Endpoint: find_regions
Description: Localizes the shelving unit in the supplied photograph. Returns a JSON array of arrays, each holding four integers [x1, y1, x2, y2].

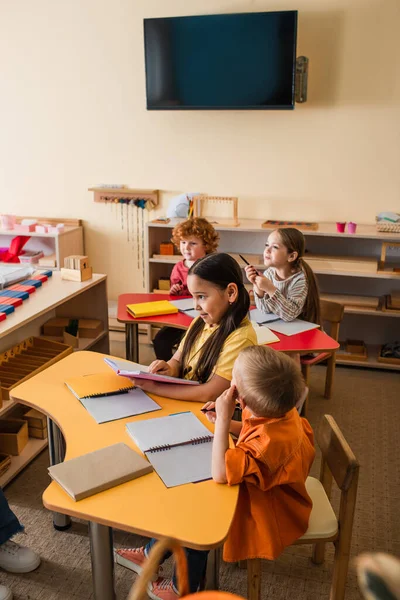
[[146, 218, 400, 371], [0, 272, 109, 485], [0, 219, 83, 270]]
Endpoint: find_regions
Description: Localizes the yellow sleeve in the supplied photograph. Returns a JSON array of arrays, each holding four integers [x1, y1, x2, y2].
[[177, 318, 197, 354], [214, 321, 257, 381]]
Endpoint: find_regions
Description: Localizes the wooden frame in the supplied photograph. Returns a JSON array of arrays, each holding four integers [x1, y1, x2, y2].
[[193, 195, 239, 227], [89, 187, 159, 209], [378, 242, 400, 274], [243, 415, 359, 600]]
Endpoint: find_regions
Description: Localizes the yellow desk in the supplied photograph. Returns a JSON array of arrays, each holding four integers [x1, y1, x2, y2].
[[10, 351, 238, 600]]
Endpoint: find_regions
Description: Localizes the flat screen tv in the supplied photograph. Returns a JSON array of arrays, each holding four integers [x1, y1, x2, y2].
[[144, 11, 298, 110]]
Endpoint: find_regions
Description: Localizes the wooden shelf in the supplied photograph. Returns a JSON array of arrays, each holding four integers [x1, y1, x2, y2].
[[0, 226, 81, 239], [41, 330, 108, 351], [0, 437, 48, 488], [336, 345, 400, 371]]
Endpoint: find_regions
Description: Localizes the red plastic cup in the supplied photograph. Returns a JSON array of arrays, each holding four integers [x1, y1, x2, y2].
[[336, 222, 346, 233]]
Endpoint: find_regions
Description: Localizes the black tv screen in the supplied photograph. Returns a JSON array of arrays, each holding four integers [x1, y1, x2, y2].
[[144, 11, 298, 110]]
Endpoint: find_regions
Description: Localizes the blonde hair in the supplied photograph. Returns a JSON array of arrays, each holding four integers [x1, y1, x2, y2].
[[274, 228, 321, 325], [171, 217, 219, 254], [234, 346, 304, 418]]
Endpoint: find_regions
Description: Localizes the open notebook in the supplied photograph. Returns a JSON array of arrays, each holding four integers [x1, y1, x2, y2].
[[104, 358, 200, 385], [65, 372, 161, 424], [48, 443, 153, 501], [126, 411, 213, 488]]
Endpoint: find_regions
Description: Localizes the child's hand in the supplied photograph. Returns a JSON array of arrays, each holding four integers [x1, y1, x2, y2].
[[131, 378, 158, 394], [245, 265, 258, 284], [215, 386, 237, 422], [148, 360, 173, 376], [201, 401, 216, 423], [255, 275, 275, 295], [170, 283, 182, 295]]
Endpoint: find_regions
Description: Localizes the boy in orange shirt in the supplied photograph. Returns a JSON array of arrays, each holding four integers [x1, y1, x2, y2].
[[205, 344, 315, 562]]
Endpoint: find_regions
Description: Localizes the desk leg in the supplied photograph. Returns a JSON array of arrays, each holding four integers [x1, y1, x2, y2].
[[89, 522, 116, 600], [47, 418, 71, 531], [205, 547, 220, 590], [125, 322, 139, 362]]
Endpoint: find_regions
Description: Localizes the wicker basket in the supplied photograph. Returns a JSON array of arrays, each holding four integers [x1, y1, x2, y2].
[[375, 217, 400, 232]]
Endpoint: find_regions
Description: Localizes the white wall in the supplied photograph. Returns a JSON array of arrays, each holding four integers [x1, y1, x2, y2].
[[1, 0, 399, 298]]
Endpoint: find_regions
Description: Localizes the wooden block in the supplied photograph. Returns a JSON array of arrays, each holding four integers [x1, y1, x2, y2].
[[158, 278, 171, 291], [78, 319, 103, 338], [346, 339, 365, 354], [63, 331, 79, 348], [60, 267, 92, 282], [24, 408, 47, 429], [28, 425, 48, 439], [42, 317, 69, 336], [0, 419, 29, 455], [73, 256, 89, 270], [38, 254, 57, 267], [159, 243, 174, 255]]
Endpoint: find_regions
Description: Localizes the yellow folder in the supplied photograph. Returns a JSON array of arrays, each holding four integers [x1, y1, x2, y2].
[[126, 300, 178, 318]]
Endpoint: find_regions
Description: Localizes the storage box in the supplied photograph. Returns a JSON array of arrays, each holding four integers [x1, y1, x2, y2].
[[346, 340, 365, 354], [158, 278, 171, 291], [78, 319, 103, 338], [42, 318, 70, 336], [64, 255, 89, 270], [60, 267, 92, 282], [159, 242, 174, 255], [28, 425, 48, 440], [23, 408, 47, 429], [63, 331, 79, 348], [0, 419, 28, 455]]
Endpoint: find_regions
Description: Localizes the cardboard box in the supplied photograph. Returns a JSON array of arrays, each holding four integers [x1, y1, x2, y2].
[[28, 425, 48, 440], [24, 408, 47, 429], [0, 419, 29, 455], [42, 318, 69, 336], [60, 267, 92, 282], [78, 319, 103, 338]]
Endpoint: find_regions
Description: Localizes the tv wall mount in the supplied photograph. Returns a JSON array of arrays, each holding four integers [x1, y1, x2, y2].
[[295, 56, 309, 103]]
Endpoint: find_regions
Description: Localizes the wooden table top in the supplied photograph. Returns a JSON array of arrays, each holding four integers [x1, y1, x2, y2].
[[10, 351, 238, 550]]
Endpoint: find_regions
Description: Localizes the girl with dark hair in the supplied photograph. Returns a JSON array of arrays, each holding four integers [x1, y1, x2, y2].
[[129, 253, 257, 404], [245, 227, 320, 324]]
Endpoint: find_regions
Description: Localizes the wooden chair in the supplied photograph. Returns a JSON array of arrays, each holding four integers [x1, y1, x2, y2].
[[243, 415, 359, 600], [301, 300, 344, 399]]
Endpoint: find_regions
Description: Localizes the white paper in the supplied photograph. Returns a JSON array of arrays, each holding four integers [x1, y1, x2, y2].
[[249, 308, 280, 324], [268, 319, 320, 336], [170, 298, 195, 311], [104, 358, 199, 385], [251, 322, 280, 345], [80, 388, 161, 424]]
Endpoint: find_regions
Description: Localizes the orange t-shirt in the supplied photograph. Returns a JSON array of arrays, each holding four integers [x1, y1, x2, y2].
[[223, 407, 315, 562]]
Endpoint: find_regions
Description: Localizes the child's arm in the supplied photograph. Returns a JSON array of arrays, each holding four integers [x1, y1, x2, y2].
[[211, 387, 238, 483], [255, 275, 308, 321], [245, 265, 267, 298], [201, 401, 242, 436]]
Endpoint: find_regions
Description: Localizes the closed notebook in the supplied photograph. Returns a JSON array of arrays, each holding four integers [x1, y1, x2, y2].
[[126, 300, 178, 318], [65, 372, 134, 399], [48, 443, 153, 501]]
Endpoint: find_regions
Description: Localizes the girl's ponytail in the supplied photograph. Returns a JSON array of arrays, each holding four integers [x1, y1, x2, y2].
[[299, 258, 321, 325]]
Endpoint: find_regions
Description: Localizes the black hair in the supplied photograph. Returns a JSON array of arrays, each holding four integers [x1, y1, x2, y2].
[[179, 253, 250, 383]]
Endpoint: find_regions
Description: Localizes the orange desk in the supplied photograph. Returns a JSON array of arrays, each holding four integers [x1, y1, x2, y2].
[[118, 293, 339, 361], [10, 351, 237, 600]]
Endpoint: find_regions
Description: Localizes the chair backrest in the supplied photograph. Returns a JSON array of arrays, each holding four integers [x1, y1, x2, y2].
[[320, 300, 344, 341], [317, 414, 359, 492]]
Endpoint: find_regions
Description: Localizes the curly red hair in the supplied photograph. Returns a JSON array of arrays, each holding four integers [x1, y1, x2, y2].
[[171, 218, 219, 253]]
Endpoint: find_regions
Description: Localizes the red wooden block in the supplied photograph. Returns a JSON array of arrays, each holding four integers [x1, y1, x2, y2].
[[0, 313, 6, 322], [0, 296, 23, 307], [8, 284, 36, 294], [31, 274, 48, 283]]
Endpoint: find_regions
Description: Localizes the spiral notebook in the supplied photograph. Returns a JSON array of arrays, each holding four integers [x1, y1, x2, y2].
[[126, 411, 213, 488], [65, 373, 161, 424]]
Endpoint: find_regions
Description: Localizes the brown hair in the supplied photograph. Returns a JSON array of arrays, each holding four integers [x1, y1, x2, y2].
[[179, 253, 250, 383], [171, 218, 219, 254], [275, 228, 321, 325], [234, 346, 304, 418]]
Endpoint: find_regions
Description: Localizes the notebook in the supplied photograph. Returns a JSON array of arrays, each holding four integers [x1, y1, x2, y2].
[[251, 322, 280, 345], [269, 319, 320, 336], [104, 358, 200, 386], [126, 300, 178, 318], [126, 411, 213, 488], [65, 373, 162, 424], [48, 443, 153, 501], [170, 298, 194, 311], [249, 308, 280, 325]]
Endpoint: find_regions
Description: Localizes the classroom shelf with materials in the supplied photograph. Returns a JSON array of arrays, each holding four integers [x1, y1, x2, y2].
[[0, 217, 84, 269], [0, 271, 109, 486], [146, 218, 400, 371]]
